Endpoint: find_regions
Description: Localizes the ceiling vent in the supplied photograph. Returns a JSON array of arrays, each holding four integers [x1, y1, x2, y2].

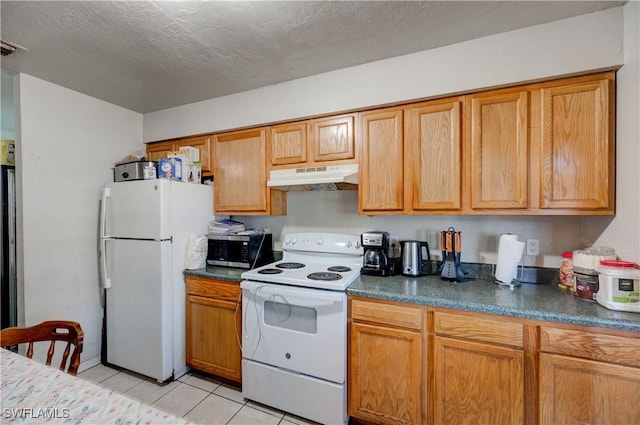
[[1, 40, 26, 57]]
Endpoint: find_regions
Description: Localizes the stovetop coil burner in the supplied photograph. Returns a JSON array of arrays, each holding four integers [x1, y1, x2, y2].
[[307, 272, 343, 281], [327, 266, 352, 273], [276, 262, 305, 269], [257, 268, 283, 275]]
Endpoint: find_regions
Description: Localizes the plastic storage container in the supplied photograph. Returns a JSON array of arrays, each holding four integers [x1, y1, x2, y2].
[[595, 260, 640, 313]]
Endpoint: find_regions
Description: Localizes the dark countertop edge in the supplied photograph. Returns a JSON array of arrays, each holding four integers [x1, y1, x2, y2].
[[346, 287, 640, 333]]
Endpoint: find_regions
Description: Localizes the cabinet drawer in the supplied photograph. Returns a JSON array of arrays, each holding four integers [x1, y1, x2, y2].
[[540, 326, 640, 368], [185, 277, 241, 301], [434, 311, 523, 348], [350, 299, 422, 330]]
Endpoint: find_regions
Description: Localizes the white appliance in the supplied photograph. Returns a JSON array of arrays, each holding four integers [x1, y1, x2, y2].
[[267, 164, 358, 190], [241, 233, 363, 425], [99, 179, 212, 382]]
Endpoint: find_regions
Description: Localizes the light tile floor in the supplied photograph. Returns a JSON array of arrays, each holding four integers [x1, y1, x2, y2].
[[78, 364, 320, 425]]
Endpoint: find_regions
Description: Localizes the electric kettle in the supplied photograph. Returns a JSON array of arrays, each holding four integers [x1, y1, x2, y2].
[[401, 240, 431, 277]]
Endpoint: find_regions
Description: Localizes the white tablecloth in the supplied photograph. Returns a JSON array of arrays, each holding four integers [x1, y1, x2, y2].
[[0, 348, 192, 424]]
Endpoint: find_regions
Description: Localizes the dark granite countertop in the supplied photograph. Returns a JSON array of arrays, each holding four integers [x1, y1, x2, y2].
[[184, 266, 246, 282], [184, 266, 640, 333], [348, 275, 640, 332]]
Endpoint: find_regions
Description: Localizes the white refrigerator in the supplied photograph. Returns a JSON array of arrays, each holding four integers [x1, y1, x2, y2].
[[99, 179, 212, 382]]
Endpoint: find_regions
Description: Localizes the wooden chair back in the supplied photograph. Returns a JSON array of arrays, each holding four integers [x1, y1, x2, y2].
[[0, 320, 84, 375]]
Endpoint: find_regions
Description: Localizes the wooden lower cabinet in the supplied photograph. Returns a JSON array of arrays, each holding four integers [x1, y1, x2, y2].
[[539, 353, 640, 425], [185, 277, 242, 385], [433, 337, 524, 425], [348, 300, 640, 425], [349, 298, 423, 425], [539, 325, 640, 425]]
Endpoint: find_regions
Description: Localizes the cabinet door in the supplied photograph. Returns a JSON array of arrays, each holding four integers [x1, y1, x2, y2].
[[349, 322, 422, 425], [213, 129, 270, 214], [309, 114, 355, 163], [270, 122, 308, 166], [539, 76, 614, 211], [146, 141, 174, 163], [405, 99, 462, 211], [469, 90, 529, 210], [434, 336, 524, 425], [359, 109, 405, 213], [186, 294, 241, 384], [539, 353, 640, 425], [175, 136, 212, 174]]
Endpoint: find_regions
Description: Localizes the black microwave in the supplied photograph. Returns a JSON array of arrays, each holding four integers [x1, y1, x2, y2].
[[206, 233, 274, 269]]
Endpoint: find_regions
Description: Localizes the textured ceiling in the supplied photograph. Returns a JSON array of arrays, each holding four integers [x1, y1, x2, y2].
[[0, 1, 624, 113]]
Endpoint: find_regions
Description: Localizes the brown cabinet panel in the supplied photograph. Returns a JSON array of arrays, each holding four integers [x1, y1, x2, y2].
[[540, 326, 640, 368], [349, 322, 422, 425], [310, 114, 355, 163], [176, 136, 212, 173], [271, 122, 307, 166], [213, 128, 286, 215], [434, 336, 524, 425], [434, 310, 523, 348], [539, 353, 640, 425], [469, 89, 529, 210], [359, 108, 405, 213], [185, 277, 242, 385], [406, 100, 462, 211], [146, 136, 212, 174], [351, 299, 422, 330], [540, 76, 614, 210]]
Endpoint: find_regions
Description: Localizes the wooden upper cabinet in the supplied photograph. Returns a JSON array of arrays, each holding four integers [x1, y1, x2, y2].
[[359, 108, 405, 214], [176, 136, 212, 174], [213, 128, 286, 215], [270, 114, 356, 168], [310, 114, 355, 163], [145, 135, 212, 175], [538, 73, 614, 212], [270, 122, 307, 166], [146, 141, 174, 163], [468, 89, 529, 210], [405, 98, 463, 212]]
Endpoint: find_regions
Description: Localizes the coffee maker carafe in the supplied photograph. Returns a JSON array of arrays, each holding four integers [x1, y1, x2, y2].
[[361, 231, 399, 276]]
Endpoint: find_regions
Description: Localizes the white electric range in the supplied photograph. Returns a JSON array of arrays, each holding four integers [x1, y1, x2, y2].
[[240, 232, 363, 425]]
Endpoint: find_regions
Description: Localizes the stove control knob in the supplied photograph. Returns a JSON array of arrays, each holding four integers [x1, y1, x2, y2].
[[291, 238, 297, 245], [316, 238, 323, 245], [284, 237, 290, 245], [346, 240, 352, 248]]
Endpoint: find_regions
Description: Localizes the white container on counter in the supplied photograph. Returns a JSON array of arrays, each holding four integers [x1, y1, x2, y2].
[[595, 260, 640, 313]]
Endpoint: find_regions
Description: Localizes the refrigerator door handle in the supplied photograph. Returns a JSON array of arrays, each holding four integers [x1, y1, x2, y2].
[[100, 187, 111, 239], [100, 238, 112, 289]]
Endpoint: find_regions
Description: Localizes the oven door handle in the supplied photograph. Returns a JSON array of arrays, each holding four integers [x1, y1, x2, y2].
[[241, 281, 345, 306]]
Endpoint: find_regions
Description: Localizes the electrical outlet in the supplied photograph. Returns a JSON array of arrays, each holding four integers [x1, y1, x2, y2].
[[526, 239, 539, 256]]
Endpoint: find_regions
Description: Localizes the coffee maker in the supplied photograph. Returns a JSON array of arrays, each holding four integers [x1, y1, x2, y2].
[[361, 231, 400, 276]]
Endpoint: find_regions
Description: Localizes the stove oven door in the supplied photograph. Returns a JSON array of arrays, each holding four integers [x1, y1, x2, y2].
[[241, 280, 346, 384]]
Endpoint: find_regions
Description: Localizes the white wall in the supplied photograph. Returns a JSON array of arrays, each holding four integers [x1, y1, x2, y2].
[[583, 1, 640, 263], [15, 73, 143, 368], [145, 5, 639, 266], [1, 69, 14, 139]]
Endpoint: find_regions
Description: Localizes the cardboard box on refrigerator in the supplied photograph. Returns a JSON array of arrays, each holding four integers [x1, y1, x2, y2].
[[158, 157, 182, 181]]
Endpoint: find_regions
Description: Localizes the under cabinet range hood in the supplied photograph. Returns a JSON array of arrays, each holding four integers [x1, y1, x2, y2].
[[267, 164, 358, 191]]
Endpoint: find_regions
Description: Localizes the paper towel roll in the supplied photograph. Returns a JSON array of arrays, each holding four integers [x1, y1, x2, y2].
[[495, 234, 525, 284]]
